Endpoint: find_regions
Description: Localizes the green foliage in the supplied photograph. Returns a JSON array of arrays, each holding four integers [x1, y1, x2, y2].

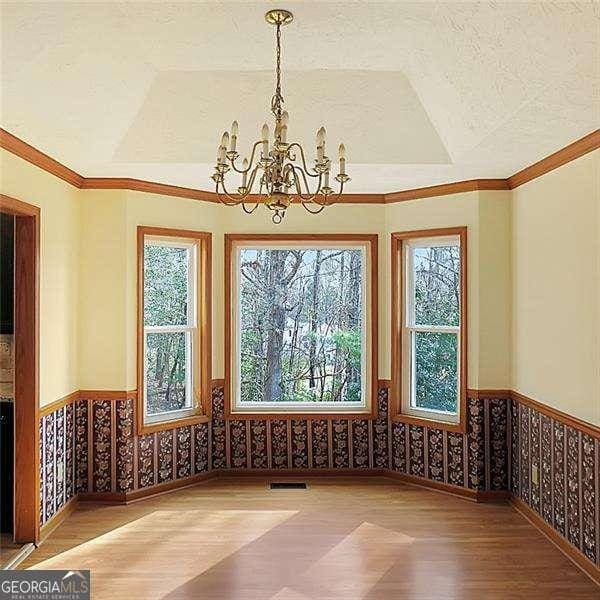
[[414, 331, 457, 412], [332, 328, 361, 366], [412, 244, 460, 413], [143, 244, 190, 414]]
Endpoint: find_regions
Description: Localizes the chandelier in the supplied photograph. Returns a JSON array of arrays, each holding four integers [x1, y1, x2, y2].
[[211, 8, 350, 224]]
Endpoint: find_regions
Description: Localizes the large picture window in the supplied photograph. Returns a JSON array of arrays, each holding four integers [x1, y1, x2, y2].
[[391, 228, 467, 430], [226, 234, 378, 417], [137, 227, 211, 434]]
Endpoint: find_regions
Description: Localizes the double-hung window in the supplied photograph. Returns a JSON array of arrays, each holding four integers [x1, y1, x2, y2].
[[226, 234, 378, 417], [392, 228, 467, 428], [138, 227, 211, 433]]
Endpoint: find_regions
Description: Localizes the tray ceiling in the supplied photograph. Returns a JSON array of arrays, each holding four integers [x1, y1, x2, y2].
[[1, 1, 598, 193]]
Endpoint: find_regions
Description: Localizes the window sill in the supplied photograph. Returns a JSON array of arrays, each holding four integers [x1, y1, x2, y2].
[[226, 408, 377, 421], [391, 412, 465, 433], [137, 412, 210, 435]]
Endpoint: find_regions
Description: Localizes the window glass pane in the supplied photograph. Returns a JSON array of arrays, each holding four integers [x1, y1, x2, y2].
[[238, 247, 364, 404], [145, 331, 190, 415], [144, 243, 189, 326], [413, 244, 460, 326], [413, 331, 458, 413]]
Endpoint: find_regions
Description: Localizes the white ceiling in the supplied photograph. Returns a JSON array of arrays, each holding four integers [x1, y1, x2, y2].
[[1, 1, 598, 193]]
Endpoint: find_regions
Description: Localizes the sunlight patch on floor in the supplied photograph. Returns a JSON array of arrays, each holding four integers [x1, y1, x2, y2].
[[29, 509, 297, 600], [270, 522, 415, 599]]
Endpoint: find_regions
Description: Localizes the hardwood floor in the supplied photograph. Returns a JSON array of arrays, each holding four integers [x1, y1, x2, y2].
[[21, 477, 597, 599], [0, 533, 26, 568]]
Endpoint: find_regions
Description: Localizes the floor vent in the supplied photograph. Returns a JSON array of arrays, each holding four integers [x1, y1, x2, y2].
[[269, 481, 308, 490]]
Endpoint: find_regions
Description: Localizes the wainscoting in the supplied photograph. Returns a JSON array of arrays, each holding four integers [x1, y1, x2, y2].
[[38, 385, 599, 583], [39, 386, 507, 519], [509, 396, 599, 577], [39, 402, 76, 526]]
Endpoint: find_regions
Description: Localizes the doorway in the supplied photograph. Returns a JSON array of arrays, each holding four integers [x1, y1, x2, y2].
[[0, 194, 40, 546], [1, 212, 15, 546]]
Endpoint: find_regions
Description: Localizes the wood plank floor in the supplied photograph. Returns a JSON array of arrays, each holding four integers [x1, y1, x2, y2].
[[21, 477, 597, 599], [0, 533, 26, 568]]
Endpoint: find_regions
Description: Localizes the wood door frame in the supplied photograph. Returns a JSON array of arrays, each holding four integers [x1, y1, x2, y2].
[[0, 194, 40, 543]]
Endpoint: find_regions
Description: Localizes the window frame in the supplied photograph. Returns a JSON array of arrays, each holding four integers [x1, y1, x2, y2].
[[391, 228, 467, 433], [225, 233, 379, 420], [137, 226, 212, 434]]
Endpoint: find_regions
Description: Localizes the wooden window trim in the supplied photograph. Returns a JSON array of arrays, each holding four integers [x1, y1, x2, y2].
[[390, 227, 468, 433], [224, 233, 379, 420], [137, 226, 212, 435]]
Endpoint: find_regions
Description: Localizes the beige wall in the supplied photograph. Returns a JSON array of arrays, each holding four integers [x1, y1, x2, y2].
[[124, 191, 225, 389], [3, 147, 598, 424], [81, 195, 385, 388], [1, 150, 80, 406], [78, 190, 128, 389], [511, 150, 600, 425], [384, 191, 512, 389], [478, 191, 512, 388]]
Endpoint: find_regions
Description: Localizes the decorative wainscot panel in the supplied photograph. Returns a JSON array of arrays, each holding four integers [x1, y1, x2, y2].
[[39, 402, 76, 526], [218, 386, 509, 495], [220, 387, 391, 471], [510, 397, 599, 574], [389, 395, 509, 493]]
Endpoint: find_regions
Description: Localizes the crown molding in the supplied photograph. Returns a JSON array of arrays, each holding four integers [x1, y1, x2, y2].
[[81, 177, 221, 202], [0, 128, 83, 187], [384, 178, 509, 203], [507, 129, 600, 189], [2, 128, 598, 203]]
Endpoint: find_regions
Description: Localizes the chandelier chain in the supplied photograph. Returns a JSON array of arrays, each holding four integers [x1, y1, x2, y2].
[[271, 22, 284, 119]]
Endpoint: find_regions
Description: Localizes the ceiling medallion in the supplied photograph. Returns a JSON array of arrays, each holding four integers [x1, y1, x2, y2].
[[211, 9, 350, 224]]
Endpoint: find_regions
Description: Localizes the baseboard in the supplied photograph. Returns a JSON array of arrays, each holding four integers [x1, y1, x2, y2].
[[510, 496, 600, 587], [39, 496, 78, 541], [68, 470, 500, 507], [475, 490, 511, 503], [383, 471, 480, 501], [1, 543, 36, 570], [78, 492, 126, 503], [124, 472, 217, 503], [78, 472, 217, 505]]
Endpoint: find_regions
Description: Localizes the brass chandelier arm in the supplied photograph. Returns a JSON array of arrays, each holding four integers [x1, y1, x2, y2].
[[228, 141, 264, 174], [301, 201, 326, 214], [289, 165, 338, 207], [286, 143, 322, 177], [216, 179, 251, 205], [242, 201, 260, 214], [289, 165, 323, 202]]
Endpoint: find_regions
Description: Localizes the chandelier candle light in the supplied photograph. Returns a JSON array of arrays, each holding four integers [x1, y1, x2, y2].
[[211, 8, 350, 224]]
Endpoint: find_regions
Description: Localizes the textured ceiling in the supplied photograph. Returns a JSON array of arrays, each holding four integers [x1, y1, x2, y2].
[[1, 1, 598, 193]]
